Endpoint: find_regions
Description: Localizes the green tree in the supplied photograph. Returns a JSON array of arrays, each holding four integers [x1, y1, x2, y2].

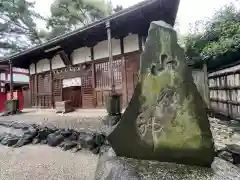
[[42, 0, 114, 40], [184, 2, 240, 70], [0, 0, 45, 55]]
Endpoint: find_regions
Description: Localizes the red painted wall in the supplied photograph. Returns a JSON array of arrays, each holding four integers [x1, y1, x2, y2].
[[0, 92, 6, 113]]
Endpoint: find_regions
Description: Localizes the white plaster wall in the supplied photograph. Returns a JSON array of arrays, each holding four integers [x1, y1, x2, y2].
[[29, 63, 35, 75], [36, 59, 50, 73], [52, 55, 65, 70], [13, 67, 29, 73], [7, 74, 29, 83], [72, 47, 91, 65], [94, 38, 121, 60], [0, 73, 5, 80], [123, 34, 139, 53]]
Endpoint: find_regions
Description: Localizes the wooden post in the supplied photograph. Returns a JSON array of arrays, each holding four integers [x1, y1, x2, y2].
[[9, 60, 13, 100], [106, 21, 115, 93], [35, 63, 38, 108], [121, 37, 127, 107], [91, 47, 96, 107], [49, 58, 54, 108]]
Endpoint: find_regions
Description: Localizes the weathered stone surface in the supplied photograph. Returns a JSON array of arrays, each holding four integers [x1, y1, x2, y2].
[[102, 115, 121, 127], [108, 21, 215, 166], [91, 147, 101, 155], [32, 138, 40, 144], [0, 134, 20, 146], [47, 134, 64, 147], [37, 127, 56, 141], [94, 149, 240, 180], [61, 141, 77, 151], [71, 144, 82, 153], [14, 134, 35, 147]]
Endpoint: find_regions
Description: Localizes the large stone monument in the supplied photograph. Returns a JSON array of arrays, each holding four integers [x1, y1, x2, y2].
[[107, 21, 215, 167], [95, 21, 240, 180]]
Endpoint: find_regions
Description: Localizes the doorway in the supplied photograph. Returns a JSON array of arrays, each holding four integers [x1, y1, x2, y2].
[[62, 86, 82, 108]]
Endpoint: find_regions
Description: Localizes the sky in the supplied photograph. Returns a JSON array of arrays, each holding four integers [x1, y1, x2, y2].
[[34, 0, 239, 34]]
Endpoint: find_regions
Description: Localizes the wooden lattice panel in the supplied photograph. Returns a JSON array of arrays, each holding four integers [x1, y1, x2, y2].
[[95, 59, 122, 89]]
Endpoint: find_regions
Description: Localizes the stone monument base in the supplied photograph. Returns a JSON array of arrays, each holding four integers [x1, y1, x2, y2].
[[94, 149, 240, 180]]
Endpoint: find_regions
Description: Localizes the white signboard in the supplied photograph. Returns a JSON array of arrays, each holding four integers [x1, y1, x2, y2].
[[63, 77, 82, 88]]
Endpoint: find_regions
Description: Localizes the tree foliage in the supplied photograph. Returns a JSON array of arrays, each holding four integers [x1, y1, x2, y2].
[[0, 0, 45, 54], [184, 3, 240, 70], [0, 0, 117, 55], [41, 0, 114, 40]]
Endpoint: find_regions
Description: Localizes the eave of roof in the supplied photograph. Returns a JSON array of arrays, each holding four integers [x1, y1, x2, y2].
[[0, 0, 180, 68]]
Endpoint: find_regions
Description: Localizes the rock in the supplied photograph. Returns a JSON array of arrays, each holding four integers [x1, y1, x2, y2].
[[94, 149, 240, 180], [0, 134, 19, 146], [61, 141, 77, 151], [93, 133, 106, 146], [60, 129, 73, 137], [102, 115, 121, 126], [59, 141, 65, 148], [24, 127, 38, 138], [1, 137, 8, 145], [11, 122, 28, 129], [6, 137, 19, 146], [40, 140, 47, 144], [14, 134, 35, 147], [107, 21, 215, 167], [32, 138, 40, 144], [0, 133, 8, 142], [99, 145, 111, 156], [71, 144, 82, 153], [91, 147, 100, 155], [68, 131, 79, 141], [47, 134, 64, 147], [37, 127, 55, 141], [82, 135, 96, 149]]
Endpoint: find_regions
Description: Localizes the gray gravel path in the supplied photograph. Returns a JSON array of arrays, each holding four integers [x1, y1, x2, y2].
[[0, 109, 104, 132], [0, 145, 98, 180]]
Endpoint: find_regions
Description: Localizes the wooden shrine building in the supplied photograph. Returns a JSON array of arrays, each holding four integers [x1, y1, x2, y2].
[[0, 0, 180, 109]]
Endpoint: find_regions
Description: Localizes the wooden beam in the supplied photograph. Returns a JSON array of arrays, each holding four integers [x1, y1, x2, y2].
[[58, 50, 72, 67]]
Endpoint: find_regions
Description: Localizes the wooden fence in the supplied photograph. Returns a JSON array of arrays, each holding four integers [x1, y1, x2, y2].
[[208, 63, 240, 119]]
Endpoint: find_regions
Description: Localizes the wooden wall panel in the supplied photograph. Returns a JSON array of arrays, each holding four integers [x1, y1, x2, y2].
[[36, 72, 52, 108], [53, 79, 62, 104], [209, 64, 240, 119], [81, 67, 94, 108], [125, 52, 140, 103], [30, 75, 37, 107]]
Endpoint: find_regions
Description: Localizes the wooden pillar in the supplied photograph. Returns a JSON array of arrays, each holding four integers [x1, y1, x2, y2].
[[121, 37, 127, 107], [9, 60, 13, 100], [106, 21, 115, 93], [91, 47, 96, 107], [35, 63, 38, 108], [91, 47, 95, 89], [49, 58, 54, 108], [28, 67, 32, 107]]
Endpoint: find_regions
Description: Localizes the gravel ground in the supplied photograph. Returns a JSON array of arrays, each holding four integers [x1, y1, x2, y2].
[[0, 145, 98, 180], [0, 109, 104, 132]]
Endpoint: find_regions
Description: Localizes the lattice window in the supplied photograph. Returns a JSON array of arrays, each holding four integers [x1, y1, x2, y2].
[[95, 59, 122, 88]]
